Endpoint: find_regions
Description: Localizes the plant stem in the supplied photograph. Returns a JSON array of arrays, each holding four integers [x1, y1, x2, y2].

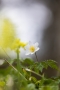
[[5, 59, 27, 81], [16, 48, 23, 74], [16, 48, 23, 89], [2, 48, 11, 59], [25, 68, 43, 78], [35, 52, 38, 62], [17, 49, 20, 71]]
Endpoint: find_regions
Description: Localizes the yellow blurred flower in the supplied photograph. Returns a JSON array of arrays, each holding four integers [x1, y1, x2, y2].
[[0, 18, 16, 48], [19, 41, 27, 48], [11, 39, 21, 50], [11, 39, 27, 52]]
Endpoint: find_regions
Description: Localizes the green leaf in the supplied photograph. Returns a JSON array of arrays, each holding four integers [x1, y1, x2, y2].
[[39, 85, 59, 90], [29, 76, 37, 83], [0, 67, 12, 75], [35, 81, 40, 89], [41, 61, 48, 69], [36, 61, 48, 72], [26, 83, 35, 90], [43, 79, 54, 85], [46, 60, 58, 70], [22, 58, 34, 66], [36, 60, 58, 72], [52, 76, 60, 85], [37, 63, 44, 72]]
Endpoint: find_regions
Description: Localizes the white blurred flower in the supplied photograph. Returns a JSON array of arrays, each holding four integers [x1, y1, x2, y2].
[[0, 59, 5, 65], [25, 42, 40, 55], [6, 75, 14, 87]]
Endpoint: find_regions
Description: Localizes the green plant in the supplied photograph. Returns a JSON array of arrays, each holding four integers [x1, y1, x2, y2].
[[0, 39, 60, 90]]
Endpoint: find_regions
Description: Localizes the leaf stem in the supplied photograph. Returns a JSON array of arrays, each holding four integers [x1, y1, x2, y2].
[[5, 59, 27, 81], [17, 49, 20, 71], [2, 48, 11, 59], [16, 48, 23, 74], [25, 68, 43, 78], [35, 52, 38, 62], [16, 48, 24, 89]]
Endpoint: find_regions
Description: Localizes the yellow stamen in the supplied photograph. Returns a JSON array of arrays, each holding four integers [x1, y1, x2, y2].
[[30, 46, 35, 52]]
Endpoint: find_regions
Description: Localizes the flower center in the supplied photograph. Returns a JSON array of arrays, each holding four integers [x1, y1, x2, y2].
[[30, 46, 35, 52]]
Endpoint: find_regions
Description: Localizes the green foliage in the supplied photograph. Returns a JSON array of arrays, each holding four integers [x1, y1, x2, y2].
[[39, 86, 59, 90], [0, 58, 59, 90], [0, 81, 5, 87], [0, 67, 12, 76], [0, 58, 60, 90], [37, 60, 58, 72], [26, 83, 35, 90], [28, 60, 58, 73], [22, 58, 34, 66]]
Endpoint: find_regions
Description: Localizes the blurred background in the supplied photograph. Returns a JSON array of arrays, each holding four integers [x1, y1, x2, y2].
[[0, 0, 60, 77]]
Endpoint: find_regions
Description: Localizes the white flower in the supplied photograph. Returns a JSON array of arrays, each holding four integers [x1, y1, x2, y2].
[[0, 59, 5, 65], [6, 75, 14, 87], [25, 68, 31, 72], [25, 42, 40, 55]]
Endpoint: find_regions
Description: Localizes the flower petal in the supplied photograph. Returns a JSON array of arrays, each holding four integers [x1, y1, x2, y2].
[[35, 42, 39, 47], [26, 52, 30, 55]]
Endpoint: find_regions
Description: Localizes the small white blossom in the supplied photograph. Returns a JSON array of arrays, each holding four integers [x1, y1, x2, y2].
[[0, 59, 5, 65], [25, 42, 40, 55], [25, 68, 31, 71]]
